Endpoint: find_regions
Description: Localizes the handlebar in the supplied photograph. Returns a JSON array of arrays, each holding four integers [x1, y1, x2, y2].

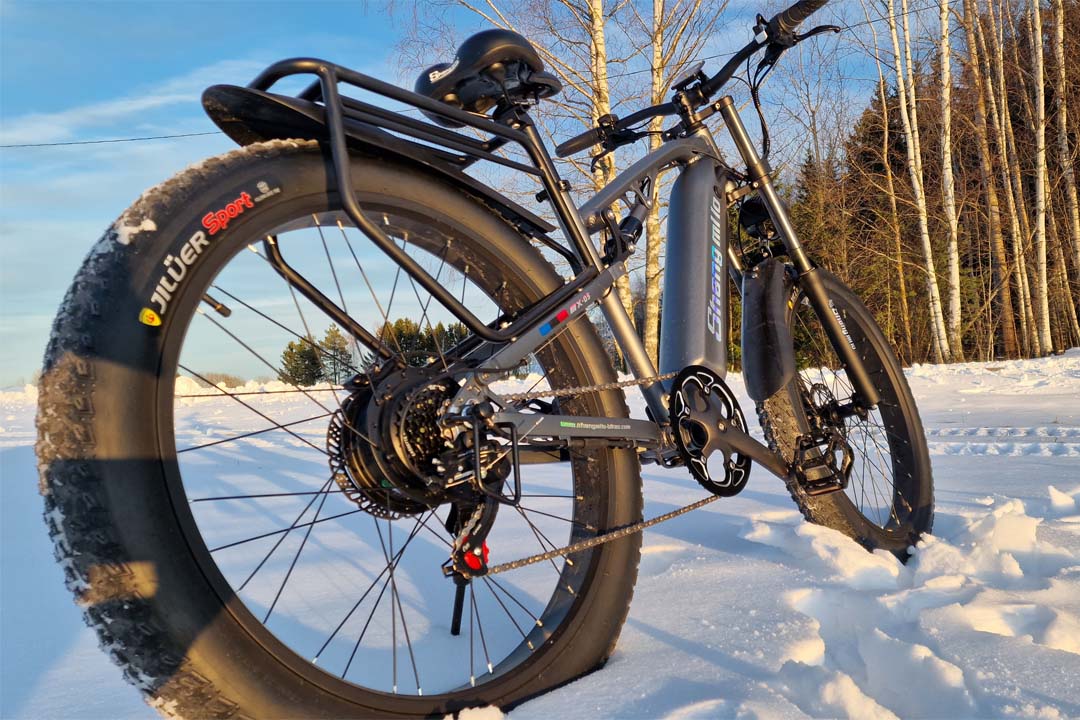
[[555, 0, 829, 157], [555, 103, 677, 158], [700, 0, 828, 98], [556, 126, 604, 158], [770, 0, 829, 37]]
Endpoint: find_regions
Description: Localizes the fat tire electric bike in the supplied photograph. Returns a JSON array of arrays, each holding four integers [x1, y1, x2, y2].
[[37, 1, 932, 716]]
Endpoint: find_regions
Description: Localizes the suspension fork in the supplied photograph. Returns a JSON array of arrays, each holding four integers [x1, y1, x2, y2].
[[716, 96, 881, 408]]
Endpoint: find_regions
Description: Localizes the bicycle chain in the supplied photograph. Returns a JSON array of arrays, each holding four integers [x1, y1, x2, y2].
[[486, 494, 720, 575], [481, 369, 725, 576], [496, 371, 680, 404]]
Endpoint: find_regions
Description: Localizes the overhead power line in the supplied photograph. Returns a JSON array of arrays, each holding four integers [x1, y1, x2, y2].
[[0, 131, 222, 149]]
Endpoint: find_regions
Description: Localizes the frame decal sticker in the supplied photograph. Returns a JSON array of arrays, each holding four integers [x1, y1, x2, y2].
[[539, 292, 591, 336], [706, 194, 726, 343]]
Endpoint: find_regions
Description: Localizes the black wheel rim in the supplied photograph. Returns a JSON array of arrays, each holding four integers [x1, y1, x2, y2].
[[789, 290, 920, 534], [158, 192, 612, 700]]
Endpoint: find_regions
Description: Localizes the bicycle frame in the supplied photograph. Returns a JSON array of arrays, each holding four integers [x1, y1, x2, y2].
[[231, 57, 879, 479]]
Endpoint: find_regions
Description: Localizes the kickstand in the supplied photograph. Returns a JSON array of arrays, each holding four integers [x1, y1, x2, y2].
[[450, 574, 468, 636]]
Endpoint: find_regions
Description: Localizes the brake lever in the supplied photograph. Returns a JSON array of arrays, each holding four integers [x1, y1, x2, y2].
[[588, 128, 645, 173], [795, 24, 842, 40], [758, 23, 842, 73]]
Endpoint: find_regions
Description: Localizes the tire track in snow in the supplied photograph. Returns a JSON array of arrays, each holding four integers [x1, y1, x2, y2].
[[924, 426, 1080, 457]]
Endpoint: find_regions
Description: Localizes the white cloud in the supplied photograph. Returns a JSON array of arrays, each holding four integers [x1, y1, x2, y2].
[[0, 58, 267, 145]]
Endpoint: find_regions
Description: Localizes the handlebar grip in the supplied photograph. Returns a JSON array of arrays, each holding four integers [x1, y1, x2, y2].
[[556, 126, 603, 158], [770, 0, 828, 35]]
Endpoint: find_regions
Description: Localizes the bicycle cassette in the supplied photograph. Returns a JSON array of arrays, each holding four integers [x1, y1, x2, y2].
[[669, 365, 752, 497]]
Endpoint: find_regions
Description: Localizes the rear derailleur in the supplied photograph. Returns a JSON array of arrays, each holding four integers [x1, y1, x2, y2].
[[437, 401, 522, 579]]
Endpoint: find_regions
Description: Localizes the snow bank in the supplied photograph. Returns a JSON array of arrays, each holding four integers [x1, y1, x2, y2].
[[4, 351, 1080, 718]]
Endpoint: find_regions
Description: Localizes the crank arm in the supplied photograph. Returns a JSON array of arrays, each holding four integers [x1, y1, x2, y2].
[[708, 419, 790, 481]]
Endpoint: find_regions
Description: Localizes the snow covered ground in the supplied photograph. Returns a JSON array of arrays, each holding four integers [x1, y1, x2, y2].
[[2, 351, 1078, 719]]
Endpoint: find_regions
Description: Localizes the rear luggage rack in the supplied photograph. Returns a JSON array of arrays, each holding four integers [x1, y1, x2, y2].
[[209, 57, 602, 353]]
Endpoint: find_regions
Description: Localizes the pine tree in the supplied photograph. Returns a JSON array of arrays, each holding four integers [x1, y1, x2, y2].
[[371, 319, 470, 366], [319, 324, 353, 384], [278, 336, 323, 386]]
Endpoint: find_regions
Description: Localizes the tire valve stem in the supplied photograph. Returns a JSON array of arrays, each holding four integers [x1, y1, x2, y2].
[[201, 293, 232, 318]]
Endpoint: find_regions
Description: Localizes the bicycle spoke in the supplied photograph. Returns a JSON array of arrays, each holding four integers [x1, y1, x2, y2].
[[198, 310, 339, 416], [262, 480, 332, 623], [178, 365, 331, 457], [470, 583, 494, 675], [342, 570, 393, 680], [314, 216, 366, 370], [178, 412, 332, 453], [482, 577, 532, 649], [484, 575, 541, 627], [212, 506, 362, 556], [403, 242, 453, 371], [208, 282, 362, 376], [312, 512, 432, 663], [191, 488, 346, 503], [515, 505, 569, 575], [178, 387, 344, 398], [518, 504, 594, 531], [337, 220, 407, 360]]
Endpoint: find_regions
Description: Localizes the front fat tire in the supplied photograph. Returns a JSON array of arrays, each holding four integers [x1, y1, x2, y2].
[[757, 269, 934, 558], [37, 139, 642, 718]]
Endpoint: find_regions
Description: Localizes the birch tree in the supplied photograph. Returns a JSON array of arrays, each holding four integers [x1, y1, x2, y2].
[[864, 2, 914, 360], [960, 0, 1020, 358], [1051, 0, 1080, 280], [940, 0, 963, 358], [1030, 0, 1052, 352], [978, 1, 1038, 355], [886, 0, 952, 362]]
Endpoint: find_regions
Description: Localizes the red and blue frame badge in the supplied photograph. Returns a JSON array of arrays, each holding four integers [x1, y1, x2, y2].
[[539, 308, 570, 336]]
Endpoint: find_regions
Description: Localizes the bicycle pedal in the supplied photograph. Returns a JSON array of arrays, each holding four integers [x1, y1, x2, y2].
[[799, 475, 845, 496], [793, 429, 852, 496]]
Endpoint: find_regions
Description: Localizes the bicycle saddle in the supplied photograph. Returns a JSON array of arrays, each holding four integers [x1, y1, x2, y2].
[[415, 29, 561, 127]]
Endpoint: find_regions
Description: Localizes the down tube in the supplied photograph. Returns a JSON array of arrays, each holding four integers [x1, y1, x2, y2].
[[659, 157, 730, 381]]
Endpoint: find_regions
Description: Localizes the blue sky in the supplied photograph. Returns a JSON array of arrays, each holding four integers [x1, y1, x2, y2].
[[0, 1, 450, 385], [0, 0, 888, 386]]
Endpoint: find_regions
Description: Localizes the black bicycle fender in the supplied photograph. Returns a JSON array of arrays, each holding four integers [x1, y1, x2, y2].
[[201, 84, 556, 236], [741, 258, 796, 402]]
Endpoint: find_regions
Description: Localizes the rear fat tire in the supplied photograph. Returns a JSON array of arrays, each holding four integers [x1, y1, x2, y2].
[[37, 140, 642, 717]]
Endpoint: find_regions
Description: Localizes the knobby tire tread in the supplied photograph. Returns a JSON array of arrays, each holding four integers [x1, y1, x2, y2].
[[37, 139, 641, 718]]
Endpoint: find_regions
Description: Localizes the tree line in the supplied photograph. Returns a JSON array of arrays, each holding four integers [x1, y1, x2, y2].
[[277, 321, 469, 385], [401, 0, 1079, 365], [793, 0, 1080, 362]]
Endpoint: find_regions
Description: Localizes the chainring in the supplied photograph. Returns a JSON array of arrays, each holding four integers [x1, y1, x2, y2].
[[669, 365, 752, 497]]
